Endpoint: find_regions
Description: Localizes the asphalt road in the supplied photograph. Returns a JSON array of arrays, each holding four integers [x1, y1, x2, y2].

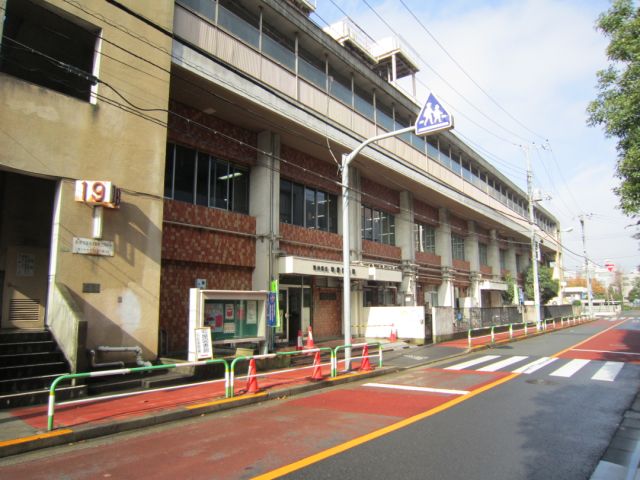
[[282, 317, 640, 480], [1, 316, 638, 480]]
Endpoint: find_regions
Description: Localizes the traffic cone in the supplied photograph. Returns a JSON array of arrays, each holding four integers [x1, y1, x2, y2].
[[305, 326, 315, 349], [359, 344, 372, 371], [389, 324, 398, 342], [246, 358, 259, 394], [310, 350, 323, 381], [296, 330, 303, 350]]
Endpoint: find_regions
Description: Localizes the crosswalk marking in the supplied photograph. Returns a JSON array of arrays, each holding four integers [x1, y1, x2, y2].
[[550, 359, 590, 378], [445, 355, 500, 371], [591, 362, 624, 382], [512, 357, 558, 374], [478, 356, 529, 372]]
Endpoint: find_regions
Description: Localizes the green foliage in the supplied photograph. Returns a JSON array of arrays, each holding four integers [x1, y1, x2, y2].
[[525, 265, 559, 305], [587, 0, 640, 215], [502, 273, 515, 304], [572, 299, 583, 306], [628, 277, 640, 302]]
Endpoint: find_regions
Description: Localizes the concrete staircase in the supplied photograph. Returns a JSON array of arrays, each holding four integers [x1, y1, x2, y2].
[[0, 329, 86, 409]]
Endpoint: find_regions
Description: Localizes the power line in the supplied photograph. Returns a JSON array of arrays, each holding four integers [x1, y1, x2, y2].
[[396, 0, 547, 141]]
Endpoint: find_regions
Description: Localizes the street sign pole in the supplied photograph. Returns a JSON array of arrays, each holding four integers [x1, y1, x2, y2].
[[341, 93, 453, 371]]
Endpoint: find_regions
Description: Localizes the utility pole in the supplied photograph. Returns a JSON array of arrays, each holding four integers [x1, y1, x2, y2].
[[579, 214, 593, 316], [525, 145, 541, 329]]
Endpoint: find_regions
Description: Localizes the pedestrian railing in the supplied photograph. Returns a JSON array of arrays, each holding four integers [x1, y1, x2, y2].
[[466, 314, 592, 348], [47, 358, 229, 431], [46, 343, 383, 430], [228, 347, 333, 398], [333, 342, 383, 377]]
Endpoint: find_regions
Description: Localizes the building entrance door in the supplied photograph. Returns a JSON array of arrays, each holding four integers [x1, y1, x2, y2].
[[277, 287, 302, 345], [0, 172, 55, 330]]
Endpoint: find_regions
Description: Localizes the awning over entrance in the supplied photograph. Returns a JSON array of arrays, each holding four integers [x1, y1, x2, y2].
[[278, 256, 402, 282]]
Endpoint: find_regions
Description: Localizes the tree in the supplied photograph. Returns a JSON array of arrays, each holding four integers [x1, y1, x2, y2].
[[502, 273, 515, 304], [565, 276, 606, 297], [628, 277, 640, 302], [587, 0, 640, 215], [525, 265, 559, 305]]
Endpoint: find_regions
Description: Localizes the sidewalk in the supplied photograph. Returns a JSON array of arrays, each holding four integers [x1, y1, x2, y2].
[[0, 319, 596, 459]]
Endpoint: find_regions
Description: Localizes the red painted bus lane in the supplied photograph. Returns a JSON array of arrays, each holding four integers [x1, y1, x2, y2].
[[558, 319, 640, 362]]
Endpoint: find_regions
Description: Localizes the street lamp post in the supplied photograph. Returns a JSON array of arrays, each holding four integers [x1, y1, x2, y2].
[[525, 147, 541, 329], [579, 215, 593, 316], [341, 126, 415, 371], [340, 93, 453, 371]]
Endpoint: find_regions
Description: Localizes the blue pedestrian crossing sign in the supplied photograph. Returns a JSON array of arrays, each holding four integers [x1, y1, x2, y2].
[[415, 93, 454, 135]]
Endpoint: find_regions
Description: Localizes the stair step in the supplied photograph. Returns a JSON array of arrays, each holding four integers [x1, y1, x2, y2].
[[0, 340, 57, 354], [0, 330, 51, 343], [0, 373, 68, 393], [0, 362, 68, 380], [0, 384, 87, 409], [0, 351, 65, 367]]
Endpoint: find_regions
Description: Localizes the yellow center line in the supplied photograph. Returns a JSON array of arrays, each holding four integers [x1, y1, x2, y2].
[[552, 318, 627, 358], [0, 429, 73, 448], [251, 373, 519, 480]]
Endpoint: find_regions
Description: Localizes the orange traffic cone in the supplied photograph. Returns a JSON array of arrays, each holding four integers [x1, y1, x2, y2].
[[246, 358, 259, 394], [359, 344, 372, 371], [296, 330, 303, 350], [305, 326, 315, 349], [389, 324, 398, 342], [310, 350, 323, 381]]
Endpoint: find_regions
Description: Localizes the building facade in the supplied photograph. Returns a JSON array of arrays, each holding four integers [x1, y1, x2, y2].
[[0, 0, 562, 368]]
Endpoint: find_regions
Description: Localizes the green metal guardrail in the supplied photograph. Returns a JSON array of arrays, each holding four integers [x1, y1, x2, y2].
[[47, 358, 229, 431], [47, 343, 388, 430], [333, 342, 383, 377], [228, 347, 334, 398]]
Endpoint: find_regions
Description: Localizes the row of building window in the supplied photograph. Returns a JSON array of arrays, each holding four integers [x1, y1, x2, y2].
[[163, 142, 529, 272]]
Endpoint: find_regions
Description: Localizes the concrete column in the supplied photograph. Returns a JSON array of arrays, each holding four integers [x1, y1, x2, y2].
[[436, 208, 453, 307], [506, 240, 517, 277], [488, 229, 501, 281], [398, 191, 417, 305], [465, 221, 479, 273], [464, 221, 481, 307], [250, 131, 280, 291]]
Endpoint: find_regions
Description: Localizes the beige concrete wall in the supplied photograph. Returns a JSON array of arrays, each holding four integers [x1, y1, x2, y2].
[[0, 0, 174, 360]]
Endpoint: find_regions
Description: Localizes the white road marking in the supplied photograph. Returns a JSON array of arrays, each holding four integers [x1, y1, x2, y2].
[[445, 355, 501, 371], [573, 349, 640, 356], [363, 383, 469, 395], [591, 362, 625, 382], [550, 359, 590, 378], [512, 357, 558, 374], [477, 356, 529, 372]]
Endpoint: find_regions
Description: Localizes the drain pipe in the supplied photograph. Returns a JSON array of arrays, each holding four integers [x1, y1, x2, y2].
[[89, 349, 124, 369], [95, 345, 152, 367]]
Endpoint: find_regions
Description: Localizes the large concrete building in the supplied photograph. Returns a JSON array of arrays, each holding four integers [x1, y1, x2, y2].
[[0, 0, 562, 376]]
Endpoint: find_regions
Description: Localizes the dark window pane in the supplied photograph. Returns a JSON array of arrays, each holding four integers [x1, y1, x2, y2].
[[328, 193, 338, 233], [174, 145, 195, 203], [280, 179, 292, 223], [292, 183, 304, 226], [196, 152, 209, 206], [363, 207, 372, 240], [232, 167, 249, 214], [316, 191, 327, 231], [1, 0, 98, 102], [214, 160, 229, 210], [372, 210, 381, 241], [305, 188, 316, 229], [164, 144, 174, 198]]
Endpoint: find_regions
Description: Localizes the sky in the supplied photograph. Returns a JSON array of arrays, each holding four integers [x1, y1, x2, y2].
[[311, 0, 640, 274]]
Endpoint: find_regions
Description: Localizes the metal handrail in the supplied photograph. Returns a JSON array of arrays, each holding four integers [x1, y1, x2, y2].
[[333, 342, 383, 377], [47, 358, 229, 431]]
